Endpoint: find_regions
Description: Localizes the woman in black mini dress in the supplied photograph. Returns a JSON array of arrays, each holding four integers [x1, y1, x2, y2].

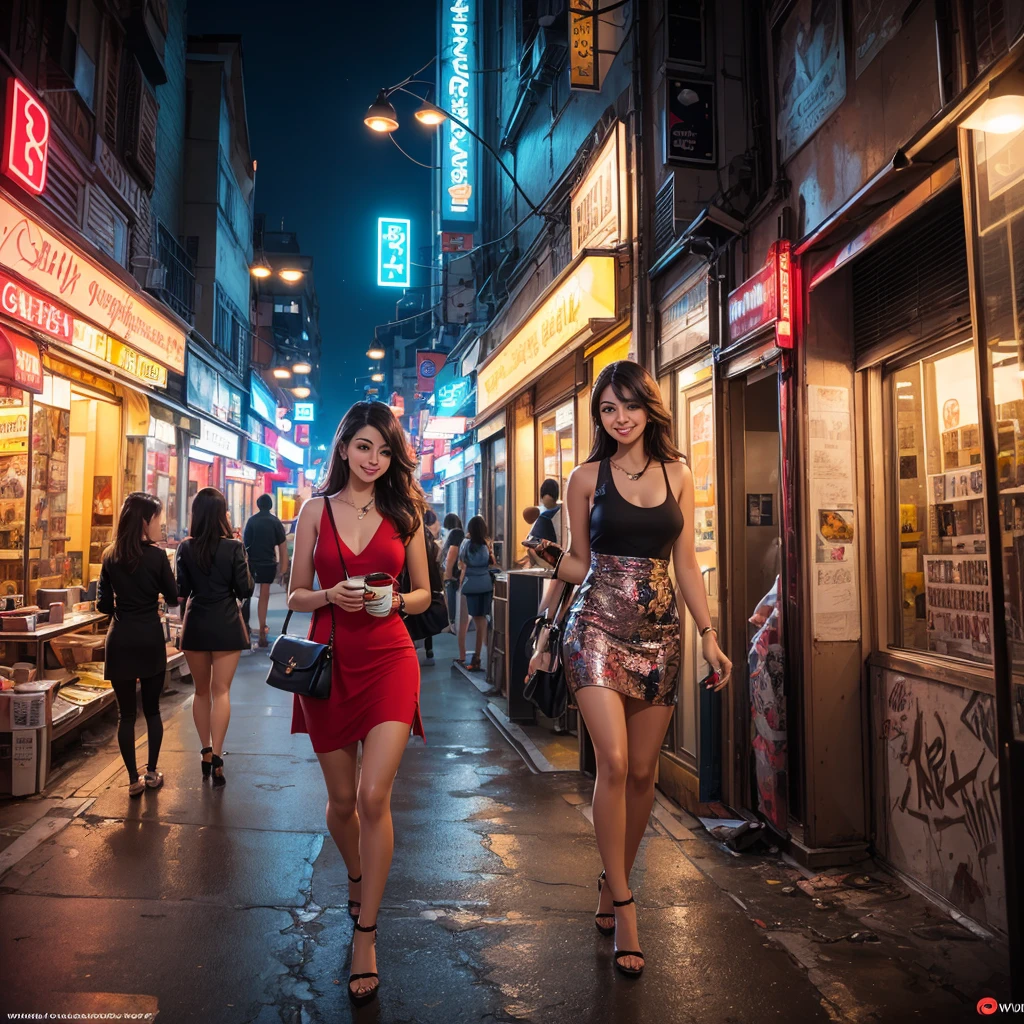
[[176, 487, 253, 785], [98, 492, 178, 797]]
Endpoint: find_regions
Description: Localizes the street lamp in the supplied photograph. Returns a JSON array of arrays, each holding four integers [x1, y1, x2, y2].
[[364, 89, 400, 133], [363, 82, 545, 218], [250, 258, 272, 279], [962, 71, 1024, 134], [292, 361, 312, 374], [279, 269, 304, 283], [291, 386, 311, 399], [272, 367, 292, 380], [367, 345, 386, 361], [371, 372, 385, 383]]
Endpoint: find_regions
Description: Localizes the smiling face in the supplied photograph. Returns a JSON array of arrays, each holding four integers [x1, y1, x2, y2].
[[342, 425, 392, 485], [599, 384, 648, 447]]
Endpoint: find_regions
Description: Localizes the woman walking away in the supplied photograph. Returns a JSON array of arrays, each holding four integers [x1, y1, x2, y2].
[[552, 360, 732, 977], [440, 513, 464, 628], [177, 487, 253, 786], [420, 510, 443, 665], [288, 401, 432, 1006], [458, 515, 494, 671], [98, 493, 178, 797]]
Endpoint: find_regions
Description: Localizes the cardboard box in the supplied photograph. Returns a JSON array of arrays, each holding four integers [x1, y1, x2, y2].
[[0, 727, 50, 796], [0, 683, 56, 731]]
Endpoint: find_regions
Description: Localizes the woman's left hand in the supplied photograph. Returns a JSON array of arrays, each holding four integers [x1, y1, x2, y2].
[[702, 632, 732, 690]]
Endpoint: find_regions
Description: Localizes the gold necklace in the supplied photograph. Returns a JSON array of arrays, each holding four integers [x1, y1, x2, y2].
[[610, 456, 651, 481], [337, 493, 375, 520]]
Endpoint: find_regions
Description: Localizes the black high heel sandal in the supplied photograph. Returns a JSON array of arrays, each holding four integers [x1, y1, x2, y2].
[[595, 871, 615, 936], [200, 747, 213, 780], [347, 873, 362, 921], [612, 894, 645, 977], [210, 753, 225, 787], [348, 921, 379, 1007]]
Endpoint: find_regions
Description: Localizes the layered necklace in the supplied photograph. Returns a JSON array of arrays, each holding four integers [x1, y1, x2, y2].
[[610, 455, 652, 481], [338, 490, 376, 520]]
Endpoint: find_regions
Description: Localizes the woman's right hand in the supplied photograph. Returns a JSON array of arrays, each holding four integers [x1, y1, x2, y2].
[[327, 581, 364, 613]]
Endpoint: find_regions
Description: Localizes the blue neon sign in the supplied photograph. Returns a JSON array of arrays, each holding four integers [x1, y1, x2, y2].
[[440, 0, 477, 227], [377, 217, 411, 288]]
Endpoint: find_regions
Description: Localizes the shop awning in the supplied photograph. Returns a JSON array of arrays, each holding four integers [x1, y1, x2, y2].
[[0, 328, 43, 393]]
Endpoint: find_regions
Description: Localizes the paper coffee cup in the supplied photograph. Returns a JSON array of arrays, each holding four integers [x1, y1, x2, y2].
[[364, 573, 394, 617]]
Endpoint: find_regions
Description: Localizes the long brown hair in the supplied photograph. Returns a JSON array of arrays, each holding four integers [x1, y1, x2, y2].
[[318, 401, 426, 541], [586, 360, 684, 464], [106, 492, 161, 570], [188, 487, 233, 573]]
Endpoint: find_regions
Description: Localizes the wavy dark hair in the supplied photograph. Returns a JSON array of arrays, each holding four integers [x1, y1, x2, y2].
[[106, 492, 162, 570], [188, 487, 233, 573], [466, 515, 489, 551], [587, 360, 684, 464], [318, 402, 426, 541]]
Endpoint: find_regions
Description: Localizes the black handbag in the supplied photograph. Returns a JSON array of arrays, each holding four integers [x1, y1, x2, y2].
[[521, 582, 574, 719], [400, 526, 451, 641], [265, 499, 349, 700]]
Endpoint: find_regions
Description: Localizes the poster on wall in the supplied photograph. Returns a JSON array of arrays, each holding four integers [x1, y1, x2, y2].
[[853, 0, 903, 77], [776, 0, 846, 162], [808, 385, 860, 640], [666, 78, 716, 166]]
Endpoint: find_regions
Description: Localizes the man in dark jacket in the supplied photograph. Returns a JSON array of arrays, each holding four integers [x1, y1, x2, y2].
[[243, 494, 289, 647]]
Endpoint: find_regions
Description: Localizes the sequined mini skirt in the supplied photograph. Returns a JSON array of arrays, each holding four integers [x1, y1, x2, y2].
[[562, 554, 681, 707]]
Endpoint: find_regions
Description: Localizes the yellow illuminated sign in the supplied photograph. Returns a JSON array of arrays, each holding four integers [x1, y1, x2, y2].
[[476, 254, 617, 413], [71, 320, 168, 388]]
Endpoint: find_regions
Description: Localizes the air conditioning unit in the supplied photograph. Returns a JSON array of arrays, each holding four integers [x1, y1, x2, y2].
[[525, 26, 567, 88], [145, 265, 167, 290]]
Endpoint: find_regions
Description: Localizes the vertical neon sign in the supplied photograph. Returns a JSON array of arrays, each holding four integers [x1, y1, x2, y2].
[[441, 0, 476, 227]]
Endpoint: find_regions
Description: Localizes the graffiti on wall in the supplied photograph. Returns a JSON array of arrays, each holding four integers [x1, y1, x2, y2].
[[878, 670, 1004, 928]]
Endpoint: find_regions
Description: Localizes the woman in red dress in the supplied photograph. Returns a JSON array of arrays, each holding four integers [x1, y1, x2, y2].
[[288, 402, 432, 1006]]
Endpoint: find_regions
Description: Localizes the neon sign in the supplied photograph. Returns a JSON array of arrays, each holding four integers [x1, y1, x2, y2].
[[3, 79, 49, 195], [377, 217, 411, 288], [440, 0, 477, 226], [727, 240, 794, 350]]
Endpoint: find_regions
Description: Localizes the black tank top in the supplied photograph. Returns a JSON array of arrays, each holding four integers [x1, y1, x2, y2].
[[589, 459, 684, 560]]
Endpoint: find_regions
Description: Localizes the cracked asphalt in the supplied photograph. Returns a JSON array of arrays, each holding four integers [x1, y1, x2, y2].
[[0, 606, 994, 1023]]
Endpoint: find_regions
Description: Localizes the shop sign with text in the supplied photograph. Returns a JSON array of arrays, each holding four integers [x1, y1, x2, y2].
[[0, 194, 186, 371], [249, 373, 276, 425], [293, 402, 315, 421], [433, 361, 472, 416], [441, 231, 473, 252], [0, 269, 72, 342], [71, 320, 168, 387], [0, 328, 42, 392], [477, 253, 617, 413], [3, 79, 49, 195], [195, 419, 239, 459], [187, 357, 243, 427], [417, 350, 440, 392], [423, 415, 467, 439], [727, 240, 793, 349], [658, 272, 709, 368], [247, 440, 276, 471], [226, 461, 257, 482], [571, 124, 623, 256], [666, 78, 716, 166], [570, 0, 600, 91], [440, 0, 477, 226]]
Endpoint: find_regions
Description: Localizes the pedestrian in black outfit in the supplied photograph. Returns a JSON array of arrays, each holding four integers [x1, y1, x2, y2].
[[177, 487, 253, 785], [421, 510, 444, 665], [97, 492, 178, 798], [242, 493, 289, 647]]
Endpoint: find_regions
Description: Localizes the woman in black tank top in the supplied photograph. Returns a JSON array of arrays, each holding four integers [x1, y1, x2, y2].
[[550, 360, 732, 977]]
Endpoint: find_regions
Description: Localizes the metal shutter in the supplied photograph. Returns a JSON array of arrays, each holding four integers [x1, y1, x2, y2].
[[852, 188, 969, 358]]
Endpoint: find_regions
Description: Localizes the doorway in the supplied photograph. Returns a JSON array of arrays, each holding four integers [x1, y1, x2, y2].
[[729, 365, 789, 832]]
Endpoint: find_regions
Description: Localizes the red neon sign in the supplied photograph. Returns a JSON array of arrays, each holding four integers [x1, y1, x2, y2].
[[2, 79, 50, 195], [0, 270, 72, 343], [727, 240, 794, 350]]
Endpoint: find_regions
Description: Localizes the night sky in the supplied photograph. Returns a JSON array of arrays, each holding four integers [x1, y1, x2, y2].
[[188, 1, 436, 447]]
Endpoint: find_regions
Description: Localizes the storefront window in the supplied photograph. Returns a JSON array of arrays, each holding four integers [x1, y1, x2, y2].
[[0, 395, 30, 599], [489, 436, 507, 565], [29, 385, 120, 599], [146, 437, 180, 541], [891, 341, 991, 665], [969, 121, 1024, 733], [538, 401, 575, 506]]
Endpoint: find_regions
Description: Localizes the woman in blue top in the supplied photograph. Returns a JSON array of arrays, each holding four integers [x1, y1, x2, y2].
[[457, 515, 494, 671]]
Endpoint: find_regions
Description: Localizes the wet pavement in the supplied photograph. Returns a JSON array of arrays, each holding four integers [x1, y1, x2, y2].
[[0, 596, 1009, 1023]]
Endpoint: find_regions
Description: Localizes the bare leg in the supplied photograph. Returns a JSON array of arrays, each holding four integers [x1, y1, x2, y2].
[[575, 687, 642, 969], [257, 583, 271, 633], [350, 720, 410, 997], [209, 650, 241, 757], [185, 651, 213, 763], [457, 594, 469, 661], [472, 615, 488, 661], [624, 699, 675, 874], [316, 745, 362, 919]]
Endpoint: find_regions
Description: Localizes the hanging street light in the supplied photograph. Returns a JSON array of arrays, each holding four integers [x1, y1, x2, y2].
[[292, 361, 312, 374], [364, 89, 399, 133], [291, 386, 311, 399], [279, 269, 304, 283], [414, 99, 447, 126], [367, 345, 386, 361], [272, 367, 292, 380], [250, 257, 272, 279], [371, 372, 385, 383]]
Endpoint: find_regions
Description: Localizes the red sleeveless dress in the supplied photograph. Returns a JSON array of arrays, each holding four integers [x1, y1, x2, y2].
[[290, 500, 425, 752]]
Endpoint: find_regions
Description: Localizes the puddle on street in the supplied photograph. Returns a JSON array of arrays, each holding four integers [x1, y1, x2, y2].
[[482, 833, 520, 869]]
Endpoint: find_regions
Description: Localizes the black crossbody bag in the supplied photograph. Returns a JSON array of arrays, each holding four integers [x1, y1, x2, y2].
[[521, 581, 575, 719], [265, 499, 350, 700]]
